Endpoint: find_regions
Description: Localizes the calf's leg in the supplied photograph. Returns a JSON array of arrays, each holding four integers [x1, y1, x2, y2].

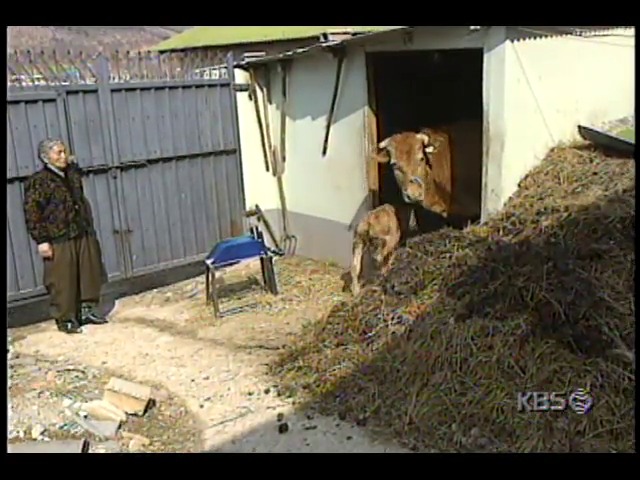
[[378, 228, 401, 275], [350, 236, 365, 296]]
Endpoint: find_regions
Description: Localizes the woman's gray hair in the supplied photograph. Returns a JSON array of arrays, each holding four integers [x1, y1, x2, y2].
[[38, 137, 66, 163]]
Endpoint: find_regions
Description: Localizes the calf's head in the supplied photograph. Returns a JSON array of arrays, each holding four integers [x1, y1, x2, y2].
[[375, 131, 448, 217]]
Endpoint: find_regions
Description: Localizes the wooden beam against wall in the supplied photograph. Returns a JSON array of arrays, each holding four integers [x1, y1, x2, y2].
[[365, 54, 379, 208]]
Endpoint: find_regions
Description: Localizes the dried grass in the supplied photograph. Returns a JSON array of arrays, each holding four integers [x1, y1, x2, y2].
[[270, 142, 636, 453]]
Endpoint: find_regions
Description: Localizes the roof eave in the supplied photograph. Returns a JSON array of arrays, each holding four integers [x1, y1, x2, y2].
[[154, 33, 329, 53], [236, 26, 412, 68], [155, 27, 405, 53]]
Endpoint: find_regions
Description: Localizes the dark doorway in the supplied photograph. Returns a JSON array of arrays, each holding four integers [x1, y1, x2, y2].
[[366, 49, 484, 233]]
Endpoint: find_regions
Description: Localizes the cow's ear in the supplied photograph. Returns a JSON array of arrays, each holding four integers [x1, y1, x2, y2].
[[373, 149, 391, 164]]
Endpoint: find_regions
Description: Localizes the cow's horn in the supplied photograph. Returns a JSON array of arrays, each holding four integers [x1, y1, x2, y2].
[[417, 132, 431, 145]]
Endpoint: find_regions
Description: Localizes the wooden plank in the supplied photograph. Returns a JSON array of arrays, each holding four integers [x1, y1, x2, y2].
[[81, 399, 128, 422], [103, 377, 152, 416], [365, 54, 380, 208], [447, 120, 483, 219]]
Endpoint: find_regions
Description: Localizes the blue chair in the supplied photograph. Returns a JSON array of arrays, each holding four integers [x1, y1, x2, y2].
[[204, 226, 283, 317]]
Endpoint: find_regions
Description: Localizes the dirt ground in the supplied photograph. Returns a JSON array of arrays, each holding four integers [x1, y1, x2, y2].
[[8, 256, 409, 453]]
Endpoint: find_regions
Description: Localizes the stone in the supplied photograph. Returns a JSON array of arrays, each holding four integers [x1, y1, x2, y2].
[[122, 432, 150, 452], [81, 400, 127, 423], [91, 441, 121, 453], [9, 439, 89, 453], [10, 356, 36, 367], [122, 431, 151, 444], [476, 437, 493, 449], [103, 377, 152, 416], [31, 424, 46, 440], [151, 388, 170, 402]]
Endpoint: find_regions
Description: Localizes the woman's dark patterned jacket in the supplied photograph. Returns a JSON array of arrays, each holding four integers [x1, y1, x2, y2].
[[23, 162, 96, 245]]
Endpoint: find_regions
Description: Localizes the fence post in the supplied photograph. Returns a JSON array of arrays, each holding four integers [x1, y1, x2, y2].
[[227, 51, 247, 228], [94, 53, 130, 277], [95, 54, 116, 167]]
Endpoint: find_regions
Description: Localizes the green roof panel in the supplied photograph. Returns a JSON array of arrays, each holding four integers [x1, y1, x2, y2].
[[154, 26, 400, 51]]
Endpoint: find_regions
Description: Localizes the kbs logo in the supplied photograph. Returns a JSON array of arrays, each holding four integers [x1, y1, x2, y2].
[[517, 389, 593, 415]]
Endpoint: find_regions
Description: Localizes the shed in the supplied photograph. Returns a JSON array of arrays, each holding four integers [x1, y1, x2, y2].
[[232, 26, 634, 268]]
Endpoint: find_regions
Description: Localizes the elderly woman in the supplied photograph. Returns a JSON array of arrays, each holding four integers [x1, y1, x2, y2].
[[22, 138, 108, 334]]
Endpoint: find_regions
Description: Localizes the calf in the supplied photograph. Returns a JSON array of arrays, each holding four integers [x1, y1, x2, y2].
[[350, 203, 403, 296], [375, 129, 450, 217]]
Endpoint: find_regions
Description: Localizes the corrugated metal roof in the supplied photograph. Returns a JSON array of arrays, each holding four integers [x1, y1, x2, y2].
[[511, 26, 633, 40], [236, 26, 633, 68], [236, 26, 412, 67], [154, 26, 402, 52]]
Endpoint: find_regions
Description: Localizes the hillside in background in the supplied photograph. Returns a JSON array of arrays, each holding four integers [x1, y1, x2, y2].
[[8, 26, 194, 52]]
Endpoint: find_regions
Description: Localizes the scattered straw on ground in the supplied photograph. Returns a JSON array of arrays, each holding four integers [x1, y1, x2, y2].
[[270, 142, 635, 453], [118, 256, 348, 329]]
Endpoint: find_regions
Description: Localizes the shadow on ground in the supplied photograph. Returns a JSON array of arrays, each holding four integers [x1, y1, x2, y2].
[[267, 166, 635, 452], [8, 261, 206, 328]]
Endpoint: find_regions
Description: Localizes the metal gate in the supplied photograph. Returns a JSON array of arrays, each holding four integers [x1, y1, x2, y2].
[[7, 50, 246, 306]]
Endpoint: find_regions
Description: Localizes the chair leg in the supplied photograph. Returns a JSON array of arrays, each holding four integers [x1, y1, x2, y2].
[[259, 257, 268, 293], [205, 267, 211, 305], [265, 256, 278, 295], [211, 268, 220, 318]]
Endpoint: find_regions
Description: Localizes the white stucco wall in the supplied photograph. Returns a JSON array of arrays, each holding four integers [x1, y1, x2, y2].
[[282, 48, 368, 226], [481, 27, 508, 220], [234, 68, 280, 212], [235, 49, 369, 265], [500, 27, 635, 208]]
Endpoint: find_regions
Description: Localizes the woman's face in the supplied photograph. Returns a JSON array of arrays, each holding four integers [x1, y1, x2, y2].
[[47, 142, 69, 169]]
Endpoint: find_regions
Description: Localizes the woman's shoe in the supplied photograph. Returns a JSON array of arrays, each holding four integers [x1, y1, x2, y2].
[[80, 303, 108, 325], [56, 318, 83, 334]]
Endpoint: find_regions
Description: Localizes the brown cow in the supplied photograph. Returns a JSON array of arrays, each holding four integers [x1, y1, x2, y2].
[[375, 129, 450, 217], [350, 203, 403, 296]]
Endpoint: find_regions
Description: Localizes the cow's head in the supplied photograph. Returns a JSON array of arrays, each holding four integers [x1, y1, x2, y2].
[[375, 130, 448, 216]]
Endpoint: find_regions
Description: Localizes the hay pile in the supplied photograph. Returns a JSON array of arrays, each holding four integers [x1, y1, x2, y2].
[[271, 143, 635, 453]]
